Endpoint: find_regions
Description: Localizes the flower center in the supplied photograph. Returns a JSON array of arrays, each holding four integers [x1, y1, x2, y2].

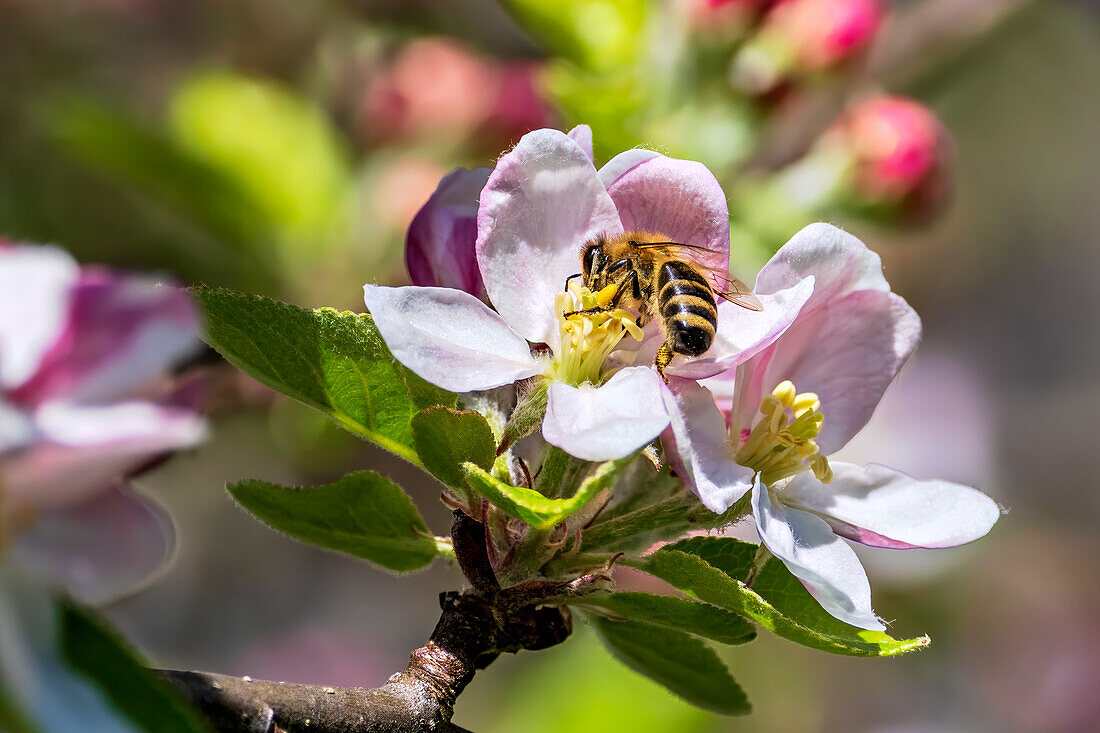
[[734, 380, 833, 485], [550, 280, 644, 387]]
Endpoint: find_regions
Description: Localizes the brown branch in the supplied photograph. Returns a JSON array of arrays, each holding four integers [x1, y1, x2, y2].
[[163, 511, 575, 732]]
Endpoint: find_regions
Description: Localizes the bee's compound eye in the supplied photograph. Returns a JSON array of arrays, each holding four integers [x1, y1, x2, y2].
[[582, 244, 600, 276]]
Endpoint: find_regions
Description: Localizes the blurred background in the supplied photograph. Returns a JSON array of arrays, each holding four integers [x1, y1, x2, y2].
[[2, 0, 1099, 730]]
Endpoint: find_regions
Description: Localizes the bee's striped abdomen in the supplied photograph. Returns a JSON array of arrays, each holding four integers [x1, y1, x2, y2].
[[656, 261, 717, 357]]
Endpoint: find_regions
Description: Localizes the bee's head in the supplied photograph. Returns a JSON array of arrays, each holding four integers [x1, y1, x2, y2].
[[581, 240, 603, 281]]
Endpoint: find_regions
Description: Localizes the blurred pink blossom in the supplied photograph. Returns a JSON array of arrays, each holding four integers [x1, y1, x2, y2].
[[829, 95, 951, 209], [733, 0, 883, 92], [362, 38, 552, 147], [0, 243, 206, 524]]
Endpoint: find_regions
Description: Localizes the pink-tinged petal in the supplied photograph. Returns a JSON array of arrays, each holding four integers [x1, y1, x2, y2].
[[567, 124, 594, 161], [599, 150, 730, 276], [660, 377, 753, 513], [3, 402, 206, 511], [364, 284, 541, 393], [666, 276, 814, 380], [405, 167, 490, 298], [757, 290, 921, 453], [476, 128, 622, 345], [755, 223, 890, 311], [752, 477, 884, 630], [543, 367, 669, 461], [10, 483, 174, 604], [9, 272, 201, 405], [782, 462, 1001, 549], [0, 246, 78, 390]]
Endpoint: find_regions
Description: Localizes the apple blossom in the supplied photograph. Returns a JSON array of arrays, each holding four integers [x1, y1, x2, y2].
[[367, 126, 811, 461], [663, 223, 999, 629], [0, 243, 206, 531]]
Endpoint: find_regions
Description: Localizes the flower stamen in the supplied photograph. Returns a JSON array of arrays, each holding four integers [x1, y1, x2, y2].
[[550, 281, 643, 387], [735, 380, 833, 485]]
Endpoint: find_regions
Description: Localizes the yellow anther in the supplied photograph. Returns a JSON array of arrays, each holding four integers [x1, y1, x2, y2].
[[772, 380, 797, 407], [792, 391, 820, 416], [735, 380, 833, 486]]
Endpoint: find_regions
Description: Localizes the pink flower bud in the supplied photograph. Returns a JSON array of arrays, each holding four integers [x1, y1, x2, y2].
[[768, 0, 883, 70], [404, 168, 490, 299], [732, 0, 882, 93], [830, 95, 951, 207]]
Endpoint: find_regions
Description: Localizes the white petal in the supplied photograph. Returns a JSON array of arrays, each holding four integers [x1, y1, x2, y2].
[[476, 128, 622, 346], [364, 284, 542, 392], [597, 148, 660, 190], [756, 223, 890, 308], [0, 246, 78, 389], [752, 477, 884, 630], [660, 377, 754, 513], [16, 274, 201, 405], [667, 276, 815, 380], [599, 149, 731, 275], [11, 484, 174, 604], [757, 289, 921, 453], [4, 402, 206, 510], [567, 124, 594, 161], [542, 367, 669, 461], [782, 462, 1001, 549], [34, 401, 207, 449]]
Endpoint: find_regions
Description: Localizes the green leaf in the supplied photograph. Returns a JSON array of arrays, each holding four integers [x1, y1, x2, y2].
[[572, 592, 755, 646], [196, 287, 454, 464], [463, 455, 632, 530], [660, 536, 759, 580], [412, 407, 496, 488], [587, 614, 751, 715], [633, 540, 929, 657], [496, 0, 649, 71], [169, 71, 351, 245], [59, 600, 210, 733], [228, 471, 442, 572]]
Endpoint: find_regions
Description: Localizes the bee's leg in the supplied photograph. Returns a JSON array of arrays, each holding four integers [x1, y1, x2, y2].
[[655, 341, 675, 384], [563, 272, 583, 292]]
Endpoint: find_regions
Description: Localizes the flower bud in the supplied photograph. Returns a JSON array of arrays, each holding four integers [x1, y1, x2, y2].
[[404, 167, 490, 299], [826, 95, 951, 212], [732, 0, 883, 92]]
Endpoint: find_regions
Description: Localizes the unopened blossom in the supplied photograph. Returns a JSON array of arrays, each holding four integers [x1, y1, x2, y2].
[[732, 0, 883, 93], [367, 126, 810, 461], [405, 167, 490, 299], [663, 223, 999, 629], [825, 95, 951, 211], [0, 244, 206, 524], [363, 37, 552, 146]]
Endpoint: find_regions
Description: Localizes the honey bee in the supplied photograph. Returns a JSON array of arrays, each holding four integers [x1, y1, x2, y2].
[[566, 230, 762, 382]]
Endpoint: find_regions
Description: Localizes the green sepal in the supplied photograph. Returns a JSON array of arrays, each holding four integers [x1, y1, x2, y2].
[[228, 471, 444, 572], [412, 407, 496, 488], [463, 454, 633, 531]]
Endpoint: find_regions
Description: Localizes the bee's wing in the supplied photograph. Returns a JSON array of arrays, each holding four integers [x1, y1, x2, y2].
[[709, 271, 763, 312], [632, 242, 763, 311]]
